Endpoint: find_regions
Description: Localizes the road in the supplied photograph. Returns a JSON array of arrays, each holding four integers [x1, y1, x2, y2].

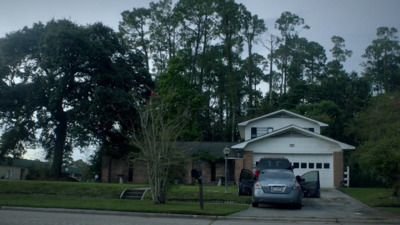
[[1, 189, 400, 225]]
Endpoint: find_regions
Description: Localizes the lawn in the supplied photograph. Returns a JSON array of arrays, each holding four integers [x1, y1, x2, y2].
[[339, 187, 400, 214], [0, 180, 143, 197], [0, 180, 250, 215]]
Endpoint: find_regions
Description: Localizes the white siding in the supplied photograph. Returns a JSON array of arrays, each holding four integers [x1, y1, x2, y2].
[[245, 135, 341, 155], [253, 153, 333, 187], [244, 118, 321, 141]]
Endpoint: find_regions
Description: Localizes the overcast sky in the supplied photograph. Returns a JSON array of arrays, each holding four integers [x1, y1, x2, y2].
[[1, 0, 400, 74], [1, 0, 399, 160]]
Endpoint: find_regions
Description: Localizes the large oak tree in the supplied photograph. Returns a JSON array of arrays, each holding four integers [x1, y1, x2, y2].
[[0, 20, 152, 177]]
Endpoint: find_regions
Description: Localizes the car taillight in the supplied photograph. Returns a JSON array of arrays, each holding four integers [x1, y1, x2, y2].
[[254, 181, 262, 189], [293, 181, 301, 190], [254, 170, 261, 178]]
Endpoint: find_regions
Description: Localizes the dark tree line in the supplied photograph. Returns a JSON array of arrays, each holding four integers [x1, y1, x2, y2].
[[1, 0, 399, 180], [120, 0, 399, 144]]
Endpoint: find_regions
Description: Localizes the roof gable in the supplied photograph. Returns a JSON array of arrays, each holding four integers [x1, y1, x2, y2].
[[238, 109, 328, 127], [232, 125, 355, 150]]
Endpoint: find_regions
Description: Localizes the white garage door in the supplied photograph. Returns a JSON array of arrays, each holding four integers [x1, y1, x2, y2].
[[253, 153, 333, 188]]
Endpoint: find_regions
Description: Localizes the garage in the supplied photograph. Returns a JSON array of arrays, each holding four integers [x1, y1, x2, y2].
[[253, 153, 333, 188], [232, 109, 355, 188]]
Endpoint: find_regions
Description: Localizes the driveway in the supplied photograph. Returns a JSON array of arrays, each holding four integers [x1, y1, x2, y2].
[[231, 188, 400, 223]]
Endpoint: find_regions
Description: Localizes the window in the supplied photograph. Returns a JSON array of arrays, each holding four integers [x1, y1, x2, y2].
[[324, 163, 330, 169], [301, 163, 307, 169], [316, 163, 322, 169], [308, 128, 315, 132], [251, 127, 257, 139], [251, 127, 274, 139], [308, 163, 314, 169], [293, 162, 299, 168]]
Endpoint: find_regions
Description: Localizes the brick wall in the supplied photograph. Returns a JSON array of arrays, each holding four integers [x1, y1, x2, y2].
[[101, 156, 129, 183], [333, 151, 344, 187], [234, 158, 243, 182], [243, 151, 253, 171], [130, 160, 148, 184]]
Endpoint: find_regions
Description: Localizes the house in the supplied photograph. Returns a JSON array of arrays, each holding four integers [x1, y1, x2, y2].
[[0, 158, 82, 181], [0, 158, 34, 180], [231, 109, 355, 188], [101, 109, 354, 188], [101, 142, 238, 185]]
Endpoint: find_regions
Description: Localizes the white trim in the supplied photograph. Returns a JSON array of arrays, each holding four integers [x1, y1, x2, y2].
[[232, 124, 355, 150], [238, 109, 328, 127]]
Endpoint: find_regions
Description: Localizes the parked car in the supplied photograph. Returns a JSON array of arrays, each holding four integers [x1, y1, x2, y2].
[[251, 169, 303, 208], [238, 169, 320, 209], [254, 158, 293, 179]]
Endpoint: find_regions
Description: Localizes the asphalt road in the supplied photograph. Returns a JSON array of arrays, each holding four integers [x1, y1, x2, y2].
[[1, 189, 400, 225]]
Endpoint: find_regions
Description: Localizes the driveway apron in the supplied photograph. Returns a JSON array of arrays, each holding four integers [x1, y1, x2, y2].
[[231, 188, 400, 222]]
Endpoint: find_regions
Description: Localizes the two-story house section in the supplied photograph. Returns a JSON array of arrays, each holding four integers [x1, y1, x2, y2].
[[232, 109, 355, 188]]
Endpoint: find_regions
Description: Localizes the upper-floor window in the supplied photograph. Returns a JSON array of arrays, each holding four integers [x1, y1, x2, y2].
[[251, 127, 274, 139]]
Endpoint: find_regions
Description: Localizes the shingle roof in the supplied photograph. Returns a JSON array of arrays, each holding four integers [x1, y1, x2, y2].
[[176, 141, 237, 158]]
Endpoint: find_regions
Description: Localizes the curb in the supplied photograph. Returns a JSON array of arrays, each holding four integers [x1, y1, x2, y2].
[[2, 206, 400, 224]]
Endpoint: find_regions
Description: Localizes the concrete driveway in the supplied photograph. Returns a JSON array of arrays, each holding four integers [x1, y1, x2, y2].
[[231, 188, 400, 223]]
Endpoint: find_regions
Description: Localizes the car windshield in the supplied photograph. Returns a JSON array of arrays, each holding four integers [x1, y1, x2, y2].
[[259, 170, 294, 180]]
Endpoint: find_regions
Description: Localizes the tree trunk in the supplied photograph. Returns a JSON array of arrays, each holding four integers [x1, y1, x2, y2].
[[51, 106, 67, 178]]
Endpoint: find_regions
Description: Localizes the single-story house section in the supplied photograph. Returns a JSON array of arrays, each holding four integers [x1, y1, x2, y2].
[[231, 109, 355, 188], [0, 158, 34, 180], [101, 142, 240, 185], [0, 158, 82, 181]]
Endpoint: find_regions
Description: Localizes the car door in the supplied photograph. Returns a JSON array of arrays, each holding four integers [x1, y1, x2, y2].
[[299, 171, 320, 198], [238, 169, 255, 196]]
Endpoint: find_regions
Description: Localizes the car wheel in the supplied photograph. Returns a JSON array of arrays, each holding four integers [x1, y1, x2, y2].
[[293, 204, 302, 209], [251, 202, 259, 207]]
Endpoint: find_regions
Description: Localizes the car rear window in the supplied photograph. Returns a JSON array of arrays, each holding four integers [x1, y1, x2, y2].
[[259, 170, 294, 180]]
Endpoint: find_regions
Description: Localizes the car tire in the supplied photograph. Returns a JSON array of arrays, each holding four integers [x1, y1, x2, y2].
[[293, 204, 302, 209], [251, 202, 259, 207]]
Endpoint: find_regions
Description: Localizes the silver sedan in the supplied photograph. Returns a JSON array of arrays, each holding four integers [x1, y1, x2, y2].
[[252, 169, 303, 209]]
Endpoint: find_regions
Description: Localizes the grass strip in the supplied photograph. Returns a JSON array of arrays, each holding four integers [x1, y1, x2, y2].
[[0, 194, 248, 215], [338, 188, 400, 207], [0, 180, 142, 197]]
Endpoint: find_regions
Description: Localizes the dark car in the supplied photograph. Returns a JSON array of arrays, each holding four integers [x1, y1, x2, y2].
[[254, 158, 293, 179], [238, 169, 320, 208]]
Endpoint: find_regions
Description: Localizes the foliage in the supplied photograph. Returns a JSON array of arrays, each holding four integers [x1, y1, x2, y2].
[[362, 27, 400, 93], [25, 161, 51, 180], [130, 97, 186, 204], [0, 19, 152, 177], [191, 149, 221, 163], [347, 92, 400, 196]]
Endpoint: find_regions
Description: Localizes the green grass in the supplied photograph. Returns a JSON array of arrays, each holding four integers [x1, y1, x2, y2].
[[163, 185, 251, 203], [0, 194, 248, 215], [339, 187, 400, 215], [0, 180, 144, 197], [0, 180, 250, 215]]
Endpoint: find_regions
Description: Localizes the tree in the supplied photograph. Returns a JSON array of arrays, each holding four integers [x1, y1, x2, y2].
[[215, 0, 244, 142], [362, 27, 400, 93], [130, 96, 185, 204], [325, 36, 352, 78], [239, 4, 267, 110], [0, 20, 152, 177], [149, 0, 179, 75], [274, 11, 309, 95], [174, 0, 217, 85], [347, 92, 400, 196], [120, 7, 152, 74]]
